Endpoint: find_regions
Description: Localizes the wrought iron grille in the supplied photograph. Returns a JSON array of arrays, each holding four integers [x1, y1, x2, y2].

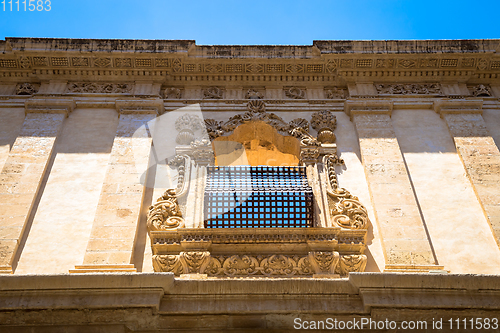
[[204, 166, 313, 228]]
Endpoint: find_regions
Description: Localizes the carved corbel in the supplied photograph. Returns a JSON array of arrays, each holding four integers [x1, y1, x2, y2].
[[308, 251, 339, 275], [179, 251, 212, 273], [152, 254, 183, 275], [336, 254, 367, 276], [153, 251, 212, 275]]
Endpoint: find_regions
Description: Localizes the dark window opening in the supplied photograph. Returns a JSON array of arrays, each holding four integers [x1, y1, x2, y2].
[[204, 166, 313, 228]]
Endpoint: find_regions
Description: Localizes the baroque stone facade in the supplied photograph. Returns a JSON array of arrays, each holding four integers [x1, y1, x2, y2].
[[1, 38, 500, 331]]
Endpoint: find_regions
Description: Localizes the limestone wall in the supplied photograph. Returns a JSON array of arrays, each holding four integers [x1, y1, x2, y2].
[[0, 38, 499, 276]]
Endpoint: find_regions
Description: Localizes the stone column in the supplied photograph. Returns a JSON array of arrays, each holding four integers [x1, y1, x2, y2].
[[73, 100, 161, 273], [346, 100, 441, 272], [436, 99, 500, 247], [0, 98, 74, 274]]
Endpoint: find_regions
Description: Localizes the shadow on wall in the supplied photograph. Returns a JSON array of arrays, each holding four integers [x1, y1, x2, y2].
[[54, 109, 119, 154]]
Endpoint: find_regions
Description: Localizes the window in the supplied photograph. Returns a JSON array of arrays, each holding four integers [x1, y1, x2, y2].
[[204, 166, 313, 228]]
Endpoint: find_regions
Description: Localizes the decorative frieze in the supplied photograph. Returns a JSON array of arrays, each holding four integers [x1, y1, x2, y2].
[[375, 83, 442, 95], [152, 251, 366, 277], [66, 82, 132, 94]]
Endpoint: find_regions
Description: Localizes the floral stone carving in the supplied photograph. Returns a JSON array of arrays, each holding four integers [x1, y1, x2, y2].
[[152, 251, 365, 277], [147, 189, 185, 231], [66, 82, 132, 94], [375, 83, 442, 95], [204, 100, 310, 143]]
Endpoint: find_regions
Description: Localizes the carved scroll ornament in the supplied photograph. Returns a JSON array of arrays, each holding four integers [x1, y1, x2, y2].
[[323, 155, 370, 230], [147, 189, 185, 231], [147, 155, 191, 231]]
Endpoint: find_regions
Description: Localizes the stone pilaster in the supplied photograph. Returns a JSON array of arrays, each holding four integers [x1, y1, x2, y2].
[[73, 101, 160, 273], [0, 98, 74, 273], [436, 99, 500, 247], [346, 100, 440, 272]]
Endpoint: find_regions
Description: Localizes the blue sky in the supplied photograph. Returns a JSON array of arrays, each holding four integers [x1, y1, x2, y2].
[[1, 0, 499, 44]]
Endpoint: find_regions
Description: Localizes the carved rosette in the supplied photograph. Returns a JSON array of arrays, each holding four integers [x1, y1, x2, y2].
[[152, 251, 365, 277], [147, 189, 185, 231], [311, 110, 337, 144]]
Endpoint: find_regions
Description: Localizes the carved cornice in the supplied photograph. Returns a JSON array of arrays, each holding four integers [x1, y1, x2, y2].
[[344, 100, 393, 118], [434, 99, 483, 116], [24, 97, 76, 116], [150, 228, 367, 253], [115, 99, 164, 115]]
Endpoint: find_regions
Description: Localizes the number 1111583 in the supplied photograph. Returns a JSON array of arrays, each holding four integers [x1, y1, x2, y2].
[[2, 0, 51, 11]]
